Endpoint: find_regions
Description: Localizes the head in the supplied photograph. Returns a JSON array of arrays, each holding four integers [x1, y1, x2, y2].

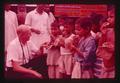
[[17, 25, 31, 44], [44, 4, 50, 13], [107, 6, 115, 27], [17, 4, 26, 12], [75, 17, 92, 37], [58, 15, 67, 25], [62, 18, 74, 36], [51, 20, 60, 36], [4, 3, 11, 11], [36, 4, 45, 14], [90, 12, 103, 33]]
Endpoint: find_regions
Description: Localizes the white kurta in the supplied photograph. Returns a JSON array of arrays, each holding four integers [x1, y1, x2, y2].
[[5, 10, 18, 51], [25, 9, 51, 48]]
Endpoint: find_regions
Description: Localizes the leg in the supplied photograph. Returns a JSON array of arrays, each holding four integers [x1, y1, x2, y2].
[[48, 65, 55, 79]]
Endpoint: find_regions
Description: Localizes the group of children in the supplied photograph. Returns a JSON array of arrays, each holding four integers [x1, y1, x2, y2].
[[5, 4, 115, 79], [39, 6, 115, 79]]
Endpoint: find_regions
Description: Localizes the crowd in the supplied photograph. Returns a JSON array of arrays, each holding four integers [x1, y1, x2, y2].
[[4, 4, 115, 79]]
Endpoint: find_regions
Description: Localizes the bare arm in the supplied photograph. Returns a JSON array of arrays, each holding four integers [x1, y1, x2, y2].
[[12, 60, 42, 78]]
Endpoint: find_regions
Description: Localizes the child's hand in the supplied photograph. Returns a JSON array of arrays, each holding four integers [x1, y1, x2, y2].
[[102, 42, 114, 48], [59, 36, 65, 47]]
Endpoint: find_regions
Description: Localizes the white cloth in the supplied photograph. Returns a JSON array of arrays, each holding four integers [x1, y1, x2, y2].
[[6, 38, 38, 67], [57, 54, 73, 75], [48, 12, 55, 25], [90, 30, 96, 39], [60, 34, 75, 55], [5, 10, 18, 51], [25, 9, 51, 48], [71, 62, 81, 79]]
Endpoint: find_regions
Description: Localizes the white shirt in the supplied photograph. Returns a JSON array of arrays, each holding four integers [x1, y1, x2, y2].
[[6, 38, 38, 67], [25, 9, 50, 48], [60, 34, 75, 55], [48, 12, 55, 25], [5, 10, 18, 51]]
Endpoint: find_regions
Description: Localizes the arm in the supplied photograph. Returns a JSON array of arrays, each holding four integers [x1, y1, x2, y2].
[[12, 60, 42, 78], [25, 13, 40, 34], [71, 39, 96, 59]]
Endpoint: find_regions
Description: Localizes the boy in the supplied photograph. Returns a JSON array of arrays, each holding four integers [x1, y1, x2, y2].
[[71, 17, 96, 78]]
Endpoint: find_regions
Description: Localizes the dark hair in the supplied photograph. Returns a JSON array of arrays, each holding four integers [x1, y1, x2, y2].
[[64, 18, 74, 26], [51, 20, 59, 28], [90, 12, 103, 25], [108, 5, 115, 12], [76, 17, 92, 31]]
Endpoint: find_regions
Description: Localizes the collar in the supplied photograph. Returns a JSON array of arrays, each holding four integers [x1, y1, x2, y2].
[[34, 9, 44, 15]]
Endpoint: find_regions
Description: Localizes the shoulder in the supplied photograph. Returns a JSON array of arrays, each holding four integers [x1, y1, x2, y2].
[[85, 36, 96, 45], [43, 11, 49, 17], [9, 10, 17, 16], [27, 9, 35, 16]]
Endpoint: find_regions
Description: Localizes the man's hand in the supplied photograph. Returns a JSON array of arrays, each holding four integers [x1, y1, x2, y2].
[[32, 71, 43, 78], [31, 28, 41, 34]]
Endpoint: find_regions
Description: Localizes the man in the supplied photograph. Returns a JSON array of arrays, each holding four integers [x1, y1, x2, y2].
[[17, 4, 27, 25], [25, 4, 51, 49], [5, 4, 18, 52], [5, 25, 43, 79]]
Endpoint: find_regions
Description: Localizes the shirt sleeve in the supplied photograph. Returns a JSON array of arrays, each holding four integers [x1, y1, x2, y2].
[[6, 44, 19, 67], [82, 39, 96, 62], [25, 12, 32, 26], [28, 41, 39, 55]]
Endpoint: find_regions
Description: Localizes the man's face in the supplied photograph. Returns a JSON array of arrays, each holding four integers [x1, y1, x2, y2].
[[44, 5, 50, 13], [18, 5, 26, 12], [37, 5, 45, 14], [4, 4, 11, 11]]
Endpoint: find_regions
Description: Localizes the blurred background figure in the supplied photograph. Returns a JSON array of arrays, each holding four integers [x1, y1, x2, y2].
[[5, 3, 18, 53], [44, 4, 55, 25], [17, 4, 27, 25]]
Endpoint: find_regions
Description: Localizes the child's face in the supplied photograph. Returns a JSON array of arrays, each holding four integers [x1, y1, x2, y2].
[[75, 24, 88, 37], [51, 27, 59, 36], [58, 18, 65, 25], [107, 10, 115, 26], [62, 24, 71, 36]]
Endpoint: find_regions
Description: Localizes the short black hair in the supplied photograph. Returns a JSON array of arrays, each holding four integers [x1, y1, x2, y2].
[[51, 20, 59, 28], [76, 17, 92, 31], [90, 12, 103, 25]]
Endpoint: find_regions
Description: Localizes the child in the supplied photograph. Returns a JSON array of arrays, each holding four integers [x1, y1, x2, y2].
[[89, 13, 105, 78], [96, 6, 115, 78], [46, 20, 61, 79], [57, 18, 75, 78], [71, 17, 96, 78], [58, 15, 67, 31]]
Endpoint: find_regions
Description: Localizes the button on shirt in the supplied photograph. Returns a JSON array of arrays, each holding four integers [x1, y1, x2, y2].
[[6, 38, 38, 67]]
